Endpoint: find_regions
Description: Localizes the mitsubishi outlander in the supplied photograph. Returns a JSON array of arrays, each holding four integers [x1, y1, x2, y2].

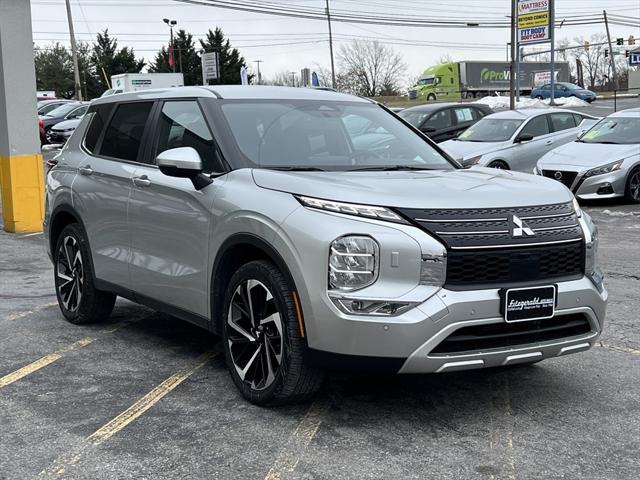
[[44, 86, 607, 405]]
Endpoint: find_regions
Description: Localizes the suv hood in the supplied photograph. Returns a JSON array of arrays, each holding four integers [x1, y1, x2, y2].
[[539, 141, 639, 168], [440, 139, 510, 161], [252, 168, 573, 209]]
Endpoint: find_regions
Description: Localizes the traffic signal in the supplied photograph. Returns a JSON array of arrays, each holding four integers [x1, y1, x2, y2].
[[583, 41, 590, 51], [616, 38, 624, 46], [626, 50, 630, 58], [629, 35, 636, 46], [604, 49, 609, 58]]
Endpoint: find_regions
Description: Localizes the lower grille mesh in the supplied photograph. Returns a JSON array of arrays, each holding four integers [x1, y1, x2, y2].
[[431, 313, 591, 355]]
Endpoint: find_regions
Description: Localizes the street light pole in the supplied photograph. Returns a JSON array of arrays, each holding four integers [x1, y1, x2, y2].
[[65, 0, 82, 100], [509, 0, 516, 110], [325, 0, 336, 89]]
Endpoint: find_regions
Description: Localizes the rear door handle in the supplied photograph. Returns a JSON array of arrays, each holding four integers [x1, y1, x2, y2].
[[78, 165, 93, 176], [133, 175, 151, 188]]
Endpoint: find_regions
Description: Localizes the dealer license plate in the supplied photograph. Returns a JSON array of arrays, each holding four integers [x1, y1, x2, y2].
[[504, 285, 556, 322]]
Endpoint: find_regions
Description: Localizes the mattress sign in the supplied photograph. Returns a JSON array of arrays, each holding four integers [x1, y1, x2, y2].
[[518, 0, 551, 44]]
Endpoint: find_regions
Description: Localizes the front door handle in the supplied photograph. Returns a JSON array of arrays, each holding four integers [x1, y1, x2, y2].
[[133, 175, 151, 188], [545, 140, 554, 145], [78, 165, 93, 176]]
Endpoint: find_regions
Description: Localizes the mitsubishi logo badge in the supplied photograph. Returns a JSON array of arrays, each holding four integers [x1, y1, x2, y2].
[[512, 215, 535, 237], [554, 171, 563, 180]]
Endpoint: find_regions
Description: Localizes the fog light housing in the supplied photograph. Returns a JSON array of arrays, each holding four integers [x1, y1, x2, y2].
[[330, 296, 416, 316], [329, 236, 379, 291]]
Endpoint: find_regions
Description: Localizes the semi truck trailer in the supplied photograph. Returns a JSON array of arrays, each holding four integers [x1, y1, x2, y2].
[[409, 61, 570, 101]]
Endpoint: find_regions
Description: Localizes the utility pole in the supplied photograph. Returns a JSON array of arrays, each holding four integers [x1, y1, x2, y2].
[[65, 0, 82, 101], [603, 10, 617, 90], [509, 0, 516, 110], [325, 0, 336, 89], [254, 60, 263, 84], [163, 18, 177, 73], [549, 0, 556, 105]]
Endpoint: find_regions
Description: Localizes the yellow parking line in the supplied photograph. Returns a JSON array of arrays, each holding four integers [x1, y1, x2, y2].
[[39, 350, 218, 478], [600, 343, 640, 356], [4, 302, 58, 321], [0, 338, 94, 389], [264, 398, 329, 480]]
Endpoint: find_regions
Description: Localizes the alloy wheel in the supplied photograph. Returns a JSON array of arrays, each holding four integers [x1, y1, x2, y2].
[[227, 279, 284, 390], [56, 235, 84, 312], [630, 170, 640, 201]]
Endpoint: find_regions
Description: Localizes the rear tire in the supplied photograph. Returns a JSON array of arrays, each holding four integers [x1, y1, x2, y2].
[[54, 224, 116, 324], [625, 166, 640, 204], [488, 160, 509, 170], [222, 260, 324, 405]]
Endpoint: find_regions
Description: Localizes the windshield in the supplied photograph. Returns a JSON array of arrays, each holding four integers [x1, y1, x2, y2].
[[416, 77, 435, 86], [219, 101, 455, 171], [45, 103, 80, 117], [579, 117, 640, 145], [457, 118, 524, 142], [399, 110, 431, 128]]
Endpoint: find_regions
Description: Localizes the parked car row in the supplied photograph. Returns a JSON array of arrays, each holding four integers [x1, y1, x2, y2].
[[38, 101, 89, 145]]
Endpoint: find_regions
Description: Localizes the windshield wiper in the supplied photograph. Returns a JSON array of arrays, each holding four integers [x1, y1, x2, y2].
[[264, 166, 326, 172], [594, 141, 621, 144], [347, 165, 437, 172]]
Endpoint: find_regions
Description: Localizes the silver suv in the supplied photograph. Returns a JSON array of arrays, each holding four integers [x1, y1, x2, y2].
[[44, 86, 607, 405]]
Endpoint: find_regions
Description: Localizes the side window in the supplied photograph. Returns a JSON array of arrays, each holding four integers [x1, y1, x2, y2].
[[99, 102, 153, 162], [423, 110, 453, 129], [83, 103, 113, 153], [573, 113, 584, 125], [453, 107, 474, 123], [520, 115, 549, 138], [549, 112, 577, 132], [471, 108, 487, 120], [155, 100, 223, 173]]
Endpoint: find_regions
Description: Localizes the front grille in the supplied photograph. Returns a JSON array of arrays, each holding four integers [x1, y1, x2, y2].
[[542, 170, 578, 189], [396, 202, 582, 250], [430, 313, 591, 355], [446, 242, 584, 287]]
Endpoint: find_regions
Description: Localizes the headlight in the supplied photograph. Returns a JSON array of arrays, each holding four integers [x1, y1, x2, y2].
[[572, 197, 582, 218], [329, 236, 379, 291], [297, 196, 407, 224], [465, 155, 483, 166], [582, 212, 604, 291], [584, 160, 623, 178]]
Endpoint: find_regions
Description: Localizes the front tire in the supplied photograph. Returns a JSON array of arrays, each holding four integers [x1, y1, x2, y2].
[[222, 260, 324, 405], [625, 167, 640, 204], [427, 93, 436, 101], [54, 224, 116, 324], [488, 160, 509, 170]]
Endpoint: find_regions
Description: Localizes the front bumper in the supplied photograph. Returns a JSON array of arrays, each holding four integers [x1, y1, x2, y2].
[[541, 166, 627, 200], [307, 276, 606, 374]]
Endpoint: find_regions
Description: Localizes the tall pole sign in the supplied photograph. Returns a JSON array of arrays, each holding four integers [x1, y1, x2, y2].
[[517, 0, 554, 103]]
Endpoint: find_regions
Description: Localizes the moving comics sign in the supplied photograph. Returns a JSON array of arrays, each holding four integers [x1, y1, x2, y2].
[[518, 0, 550, 44]]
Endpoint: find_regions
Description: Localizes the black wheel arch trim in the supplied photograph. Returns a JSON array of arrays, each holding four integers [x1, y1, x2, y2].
[[48, 205, 98, 278], [210, 233, 300, 336]]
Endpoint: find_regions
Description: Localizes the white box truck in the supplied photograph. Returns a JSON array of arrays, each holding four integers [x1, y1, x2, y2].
[[103, 73, 184, 96]]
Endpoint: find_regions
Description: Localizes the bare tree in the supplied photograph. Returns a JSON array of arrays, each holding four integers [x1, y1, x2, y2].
[[265, 70, 294, 86], [337, 39, 406, 97], [571, 33, 607, 89]]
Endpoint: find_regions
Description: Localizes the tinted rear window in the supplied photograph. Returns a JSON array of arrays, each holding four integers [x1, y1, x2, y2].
[[84, 104, 114, 153], [99, 102, 153, 161]]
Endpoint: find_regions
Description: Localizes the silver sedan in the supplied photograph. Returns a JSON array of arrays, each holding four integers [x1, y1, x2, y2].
[[535, 108, 640, 203], [441, 108, 598, 172]]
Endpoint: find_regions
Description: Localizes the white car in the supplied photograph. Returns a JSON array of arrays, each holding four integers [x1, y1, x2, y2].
[[536, 108, 640, 203], [441, 109, 598, 172]]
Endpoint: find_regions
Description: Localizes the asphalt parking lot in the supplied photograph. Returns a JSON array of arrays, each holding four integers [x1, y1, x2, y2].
[[1, 162, 639, 480]]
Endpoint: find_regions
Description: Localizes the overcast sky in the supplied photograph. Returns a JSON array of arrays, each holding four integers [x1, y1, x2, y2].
[[31, 0, 640, 81]]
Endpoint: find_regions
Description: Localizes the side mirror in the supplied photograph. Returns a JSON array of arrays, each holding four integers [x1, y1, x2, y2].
[[156, 147, 213, 190], [515, 133, 534, 143], [421, 126, 437, 134]]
